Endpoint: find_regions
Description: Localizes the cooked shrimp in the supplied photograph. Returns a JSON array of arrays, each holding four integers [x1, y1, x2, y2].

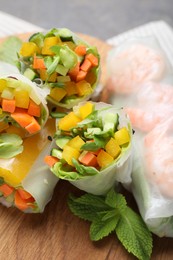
[[144, 119, 173, 197], [125, 107, 161, 132], [137, 82, 173, 106], [107, 44, 165, 94], [123, 81, 173, 132]]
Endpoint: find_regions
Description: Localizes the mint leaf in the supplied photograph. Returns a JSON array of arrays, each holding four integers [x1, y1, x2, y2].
[[105, 188, 127, 213], [68, 193, 110, 222], [90, 215, 119, 241], [116, 207, 153, 260]]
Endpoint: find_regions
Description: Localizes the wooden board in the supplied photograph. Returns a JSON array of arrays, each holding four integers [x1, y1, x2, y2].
[[0, 33, 173, 260]]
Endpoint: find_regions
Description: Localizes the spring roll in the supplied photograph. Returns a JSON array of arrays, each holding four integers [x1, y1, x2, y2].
[[44, 101, 132, 195], [0, 119, 58, 213], [18, 28, 100, 109], [131, 118, 173, 237], [0, 72, 49, 137]]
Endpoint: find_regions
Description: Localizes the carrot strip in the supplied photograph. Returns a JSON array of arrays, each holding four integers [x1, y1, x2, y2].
[[14, 191, 29, 210], [17, 188, 32, 200], [76, 70, 87, 82], [80, 58, 92, 72], [86, 53, 98, 67], [0, 184, 14, 197], [75, 45, 87, 56], [79, 152, 98, 167], [2, 99, 16, 113], [28, 99, 41, 117], [68, 62, 80, 81], [33, 55, 46, 69], [25, 117, 41, 134], [11, 112, 33, 128], [44, 155, 59, 167]]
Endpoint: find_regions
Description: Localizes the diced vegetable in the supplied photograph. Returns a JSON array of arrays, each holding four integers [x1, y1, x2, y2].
[[28, 99, 41, 117], [76, 70, 87, 82], [14, 89, 30, 109], [67, 135, 85, 151], [86, 53, 99, 67], [44, 155, 59, 167], [62, 145, 80, 166], [0, 184, 14, 197], [114, 127, 130, 145], [74, 45, 87, 56], [14, 190, 29, 210], [68, 62, 80, 81], [105, 137, 121, 159], [79, 102, 94, 119], [17, 188, 32, 200], [0, 79, 7, 92], [79, 151, 98, 167], [2, 98, 16, 113], [20, 42, 39, 57], [64, 82, 78, 96], [42, 36, 61, 55], [97, 149, 114, 168], [58, 112, 81, 131], [80, 58, 92, 72], [39, 69, 57, 82], [49, 87, 67, 102], [11, 112, 33, 128], [76, 80, 93, 96], [25, 117, 41, 134], [33, 56, 46, 69]]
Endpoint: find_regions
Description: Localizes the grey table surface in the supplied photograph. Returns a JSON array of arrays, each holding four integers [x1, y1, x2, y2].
[[1, 0, 173, 41]]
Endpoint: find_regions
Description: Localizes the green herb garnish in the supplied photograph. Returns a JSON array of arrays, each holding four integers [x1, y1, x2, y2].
[[68, 188, 153, 260]]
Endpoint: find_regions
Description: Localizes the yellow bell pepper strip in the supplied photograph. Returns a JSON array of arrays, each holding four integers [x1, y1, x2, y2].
[[114, 127, 130, 145], [58, 112, 81, 131], [20, 42, 39, 57], [105, 137, 121, 159], [97, 149, 114, 168]]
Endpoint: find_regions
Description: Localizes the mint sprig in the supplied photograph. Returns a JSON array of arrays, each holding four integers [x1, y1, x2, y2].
[[68, 188, 153, 260]]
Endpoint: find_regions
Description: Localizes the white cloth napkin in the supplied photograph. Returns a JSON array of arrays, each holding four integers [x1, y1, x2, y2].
[[0, 11, 43, 37]]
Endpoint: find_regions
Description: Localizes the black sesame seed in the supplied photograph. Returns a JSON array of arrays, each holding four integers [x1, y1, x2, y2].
[[47, 135, 53, 141]]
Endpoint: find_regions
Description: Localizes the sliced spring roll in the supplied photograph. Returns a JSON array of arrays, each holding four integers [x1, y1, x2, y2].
[[44, 102, 132, 195], [18, 28, 100, 109], [0, 119, 58, 212], [0, 72, 49, 137]]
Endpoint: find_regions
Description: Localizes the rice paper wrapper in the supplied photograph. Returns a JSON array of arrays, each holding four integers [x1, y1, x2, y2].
[[53, 102, 133, 195], [22, 141, 59, 213], [131, 119, 173, 237]]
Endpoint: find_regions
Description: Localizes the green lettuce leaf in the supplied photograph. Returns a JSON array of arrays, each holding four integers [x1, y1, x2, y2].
[[0, 36, 22, 65], [0, 133, 23, 158]]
